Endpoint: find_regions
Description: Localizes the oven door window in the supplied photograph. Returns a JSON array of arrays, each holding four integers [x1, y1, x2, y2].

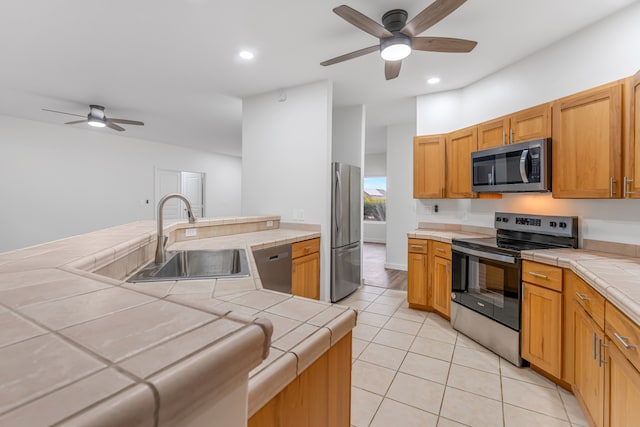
[[453, 252, 521, 330]]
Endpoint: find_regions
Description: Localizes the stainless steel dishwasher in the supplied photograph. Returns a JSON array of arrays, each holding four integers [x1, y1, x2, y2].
[[253, 244, 292, 294]]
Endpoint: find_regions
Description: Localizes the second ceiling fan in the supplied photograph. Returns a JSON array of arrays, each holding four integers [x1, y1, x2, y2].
[[321, 0, 477, 80]]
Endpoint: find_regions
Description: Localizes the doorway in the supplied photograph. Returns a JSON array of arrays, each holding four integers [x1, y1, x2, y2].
[[155, 168, 205, 220]]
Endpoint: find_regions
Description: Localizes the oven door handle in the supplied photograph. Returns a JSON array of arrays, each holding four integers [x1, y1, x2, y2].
[[452, 245, 518, 264]]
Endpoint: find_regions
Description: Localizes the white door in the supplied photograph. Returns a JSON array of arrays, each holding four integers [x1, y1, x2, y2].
[[155, 169, 206, 220], [182, 172, 204, 217]]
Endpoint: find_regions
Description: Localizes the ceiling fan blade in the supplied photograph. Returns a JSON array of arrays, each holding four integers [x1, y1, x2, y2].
[[64, 119, 87, 125], [385, 60, 402, 80], [333, 5, 392, 39], [412, 37, 477, 53], [401, 0, 467, 37], [106, 122, 125, 132], [109, 118, 144, 126], [43, 108, 85, 118], [321, 45, 378, 66]]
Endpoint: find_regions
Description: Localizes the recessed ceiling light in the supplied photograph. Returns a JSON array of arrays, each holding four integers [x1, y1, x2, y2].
[[427, 77, 441, 85], [239, 51, 255, 60]]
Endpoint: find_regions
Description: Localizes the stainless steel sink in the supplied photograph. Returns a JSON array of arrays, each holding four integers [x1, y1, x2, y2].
[[127, 249, 250, 282]]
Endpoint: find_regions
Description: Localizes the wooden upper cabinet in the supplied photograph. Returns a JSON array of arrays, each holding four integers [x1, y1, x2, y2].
[[476, 104, 551, 151], [446, 127, 477, 198], [413, 135, 445, 198], [552, 81, 623, 198], [511, 103, 551, 143], [624, 71, 640, 198], [477, 117, 509, 150]]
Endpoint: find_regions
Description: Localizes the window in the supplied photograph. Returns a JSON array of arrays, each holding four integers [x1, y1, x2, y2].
[[363, 176, 386, 221]]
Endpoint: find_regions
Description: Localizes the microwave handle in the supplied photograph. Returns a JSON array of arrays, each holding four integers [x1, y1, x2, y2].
[[519, 149, 529, 183]]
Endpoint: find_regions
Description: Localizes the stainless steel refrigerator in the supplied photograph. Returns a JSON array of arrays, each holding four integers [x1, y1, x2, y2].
[[331, 162, 361, 302]]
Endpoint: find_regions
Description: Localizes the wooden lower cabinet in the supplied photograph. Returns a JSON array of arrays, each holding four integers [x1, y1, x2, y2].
[[407, 252, 428, 307], [407, 239, 429, 309], [406, 239, 451, 319], [431, 255, 451, 319], [291, 238, 320, 300], [521, 282, 562, 378], [605, 341, 640, 427], [292, 252, 320, 300], [573, 302, 606, 427], [248, 332, 352, 427]]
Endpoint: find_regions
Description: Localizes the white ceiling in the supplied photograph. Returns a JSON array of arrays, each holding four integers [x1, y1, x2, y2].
[[0, 0, 636, 157]]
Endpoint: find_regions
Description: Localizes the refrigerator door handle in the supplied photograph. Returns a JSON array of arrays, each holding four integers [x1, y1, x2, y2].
[[335, 169, 341, 236]]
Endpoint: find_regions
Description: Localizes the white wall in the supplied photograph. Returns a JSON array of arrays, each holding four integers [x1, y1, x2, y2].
[[364, 153, 386, 177], [241, 80, 333, 301], [386, 123, 417, 270], [0, 114, 242, 253], [409, 1, 640, 252], [332, 105, 365, 167], [363, 222, 385, 244]]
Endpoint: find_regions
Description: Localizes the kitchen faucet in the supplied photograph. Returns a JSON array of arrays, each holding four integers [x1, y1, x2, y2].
[[155, 193, 197, 263]]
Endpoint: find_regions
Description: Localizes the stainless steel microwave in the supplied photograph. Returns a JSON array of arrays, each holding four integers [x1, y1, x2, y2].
[[471, 138, 551, 193]]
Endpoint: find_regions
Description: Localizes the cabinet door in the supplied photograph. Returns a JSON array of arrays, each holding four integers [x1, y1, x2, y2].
[[605, 340, 640, 427], [552, 82, 623, 198], [573, 303, 605, 427], [477, 117, 508, 150], [510, 103, 551, 143], [446, 127, 477, 198], [414, 135, 445, 198], [521, 283, 562, 378], [431, 256, 451, 319], [407, 253, 428, 307], [292, 252, 320, 300], [624, 71, 640, 198]]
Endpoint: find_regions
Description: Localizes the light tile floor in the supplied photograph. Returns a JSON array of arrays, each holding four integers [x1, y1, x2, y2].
[[343, 285, 588, 427]]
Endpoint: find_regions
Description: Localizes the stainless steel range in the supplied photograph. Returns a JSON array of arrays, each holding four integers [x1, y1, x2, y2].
[[450, 212, 578, 366]]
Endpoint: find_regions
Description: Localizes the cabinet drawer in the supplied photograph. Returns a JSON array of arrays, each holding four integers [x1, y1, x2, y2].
[[571, 274, 606, 330], [408, 238, 428, 254], [292, 238, 320, 259], [431, 241, 452, 260], [606, 301, 640, 373], [522, 260, 563, 292]]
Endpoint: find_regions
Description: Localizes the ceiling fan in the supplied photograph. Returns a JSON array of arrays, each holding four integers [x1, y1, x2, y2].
[[320, 0, 477, 80], [43, 105, 144, 132]]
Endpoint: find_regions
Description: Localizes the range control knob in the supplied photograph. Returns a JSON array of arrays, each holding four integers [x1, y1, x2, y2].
[[502, 217, 509, 223], [549, 221, 557, 227], [559, 222, 567, 228], [496, 217, 502, 222]]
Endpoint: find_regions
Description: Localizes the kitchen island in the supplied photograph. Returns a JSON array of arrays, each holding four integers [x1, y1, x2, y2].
[[0, 216, 356, 426]]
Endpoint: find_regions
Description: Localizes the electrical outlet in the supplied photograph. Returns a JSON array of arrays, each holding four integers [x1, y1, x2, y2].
[[185, 228, 197, 237], [266, 220, 273, 227]]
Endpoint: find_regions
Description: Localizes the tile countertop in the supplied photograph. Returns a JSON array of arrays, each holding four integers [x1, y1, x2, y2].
[[408, 225, 640, 328], [0, 217, 357, 426]]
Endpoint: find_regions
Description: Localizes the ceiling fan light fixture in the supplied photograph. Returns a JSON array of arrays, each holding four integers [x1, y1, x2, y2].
[[87, 117, 106, 127], [380, 36, 411, 61], [239, 50, 255, 60]]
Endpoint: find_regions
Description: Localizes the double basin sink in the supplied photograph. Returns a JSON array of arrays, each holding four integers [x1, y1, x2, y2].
[[127, 249, 250, 282]]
